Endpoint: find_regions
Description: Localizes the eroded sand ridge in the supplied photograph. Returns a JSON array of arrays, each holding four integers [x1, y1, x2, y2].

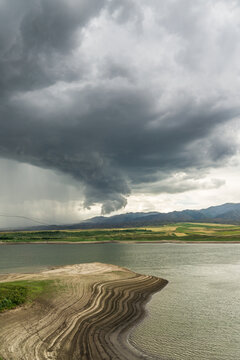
[[0, 263, 167, 360]]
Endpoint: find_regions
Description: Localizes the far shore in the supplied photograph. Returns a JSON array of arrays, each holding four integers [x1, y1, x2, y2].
[[1, 240, 240, 245], [1, 223, 240, 244]]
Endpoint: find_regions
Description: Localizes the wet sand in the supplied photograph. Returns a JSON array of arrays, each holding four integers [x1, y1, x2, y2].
[[0, 263, 167, 360]]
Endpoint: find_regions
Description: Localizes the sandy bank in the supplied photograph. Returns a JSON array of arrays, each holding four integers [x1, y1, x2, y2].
[[0, 263, 167, 360]]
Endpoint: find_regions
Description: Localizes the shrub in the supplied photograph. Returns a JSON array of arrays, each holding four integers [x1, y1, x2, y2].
[[0, 285, 28, 311]]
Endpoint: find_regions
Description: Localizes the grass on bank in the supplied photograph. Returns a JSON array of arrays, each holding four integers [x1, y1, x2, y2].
[[0, 280, 54, 312], [0, 223, 240, 242]]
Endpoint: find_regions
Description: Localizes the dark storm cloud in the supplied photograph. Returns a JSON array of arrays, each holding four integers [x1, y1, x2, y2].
[[0, 0, 106, 96], [0, 0, 239, 213]]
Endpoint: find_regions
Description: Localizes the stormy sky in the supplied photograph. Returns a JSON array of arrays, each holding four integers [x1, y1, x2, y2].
[[0, 0, 240, 227]]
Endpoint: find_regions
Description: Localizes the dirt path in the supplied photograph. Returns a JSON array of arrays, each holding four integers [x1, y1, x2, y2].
[[0, 263, 168, 360]]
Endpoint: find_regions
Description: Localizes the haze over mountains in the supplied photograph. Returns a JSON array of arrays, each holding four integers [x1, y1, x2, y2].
[[11, 203, 240, 231]]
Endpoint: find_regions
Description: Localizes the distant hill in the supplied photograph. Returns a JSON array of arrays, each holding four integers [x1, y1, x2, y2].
[[9, 203, 240, 231]]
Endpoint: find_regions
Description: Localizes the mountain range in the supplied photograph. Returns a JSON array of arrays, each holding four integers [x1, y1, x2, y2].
[[16, 202, 240, 231]]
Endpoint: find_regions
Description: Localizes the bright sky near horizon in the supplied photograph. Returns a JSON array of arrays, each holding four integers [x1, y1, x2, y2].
[[0, 0, 240, 227]]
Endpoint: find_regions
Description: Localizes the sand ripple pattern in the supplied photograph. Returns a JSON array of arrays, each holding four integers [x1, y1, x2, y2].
[[0, 263, 167, 360]]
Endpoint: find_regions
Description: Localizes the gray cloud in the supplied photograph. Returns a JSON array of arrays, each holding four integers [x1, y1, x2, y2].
[[0, 0, 240, 214], [134, 174, 226, 195], [0, 0, 106, 96]]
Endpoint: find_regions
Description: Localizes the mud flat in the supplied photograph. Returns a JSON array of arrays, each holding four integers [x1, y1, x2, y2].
[[0, 263, 167, 360]]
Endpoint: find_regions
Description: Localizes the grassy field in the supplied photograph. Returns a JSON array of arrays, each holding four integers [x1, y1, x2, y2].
[[0, 280, 55, 360], [0, 223, 240, 243], [0, 280, 54, 312]]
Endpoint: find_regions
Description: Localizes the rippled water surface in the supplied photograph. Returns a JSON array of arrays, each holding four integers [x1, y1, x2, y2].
[[0, 243, 240, 360]]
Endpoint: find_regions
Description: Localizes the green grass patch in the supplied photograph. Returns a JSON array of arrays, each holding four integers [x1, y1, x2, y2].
[[0, 280, 54, 312]]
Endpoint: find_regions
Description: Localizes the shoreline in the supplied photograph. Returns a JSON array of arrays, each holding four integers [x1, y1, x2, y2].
[[1, 240, 240, 245], [0, 263, 168, 360]]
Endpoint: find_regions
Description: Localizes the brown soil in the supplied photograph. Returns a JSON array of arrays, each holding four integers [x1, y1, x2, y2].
[[0, 263, 167, 360]]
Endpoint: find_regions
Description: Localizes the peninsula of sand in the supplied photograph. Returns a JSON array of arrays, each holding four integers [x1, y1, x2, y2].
[[0, 263, 167, 360]]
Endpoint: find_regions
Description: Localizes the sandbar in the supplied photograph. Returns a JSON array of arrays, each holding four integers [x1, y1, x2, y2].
[[0, 263, 167, 360]]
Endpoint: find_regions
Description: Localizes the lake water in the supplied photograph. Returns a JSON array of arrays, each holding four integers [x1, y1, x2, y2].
[[0, 243, 240, 360]]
